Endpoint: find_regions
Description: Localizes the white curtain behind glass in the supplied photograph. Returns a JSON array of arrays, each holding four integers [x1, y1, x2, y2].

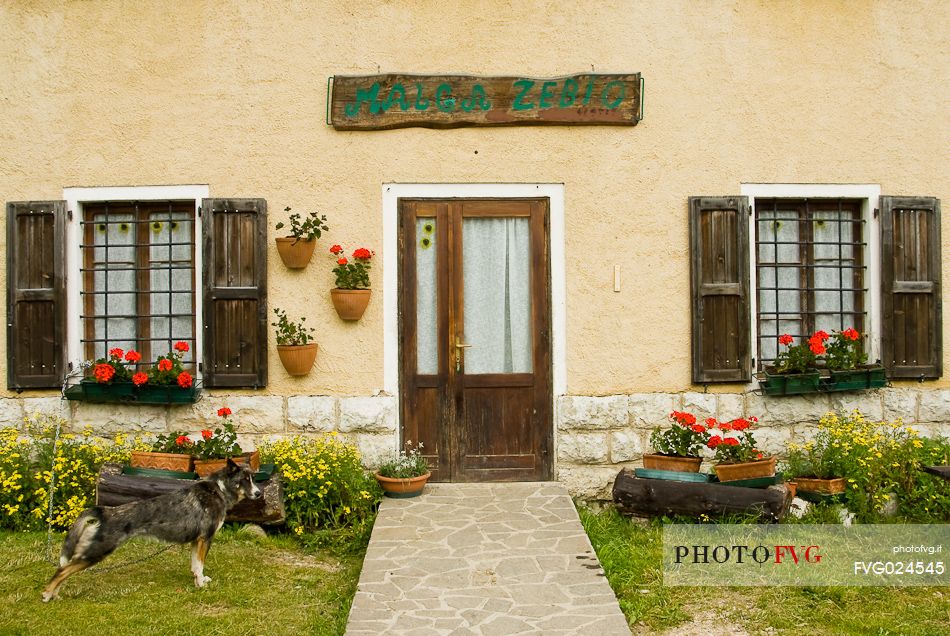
[[416, 219, 438, 374], [93, 213, 136, 360], [462, 217, 532, 374]]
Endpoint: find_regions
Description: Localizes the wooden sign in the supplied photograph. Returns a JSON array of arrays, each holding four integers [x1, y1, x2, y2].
[[329, 73, 642, 130]]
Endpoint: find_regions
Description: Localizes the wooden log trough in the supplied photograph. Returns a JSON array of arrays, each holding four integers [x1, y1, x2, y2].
[[96, 463, 286, 525], [612, 468, 794, 522]]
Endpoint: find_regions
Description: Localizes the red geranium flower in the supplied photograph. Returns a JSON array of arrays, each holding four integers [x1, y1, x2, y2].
[[132, 372, 148, 386], [109, 347, 124, 359], [842, 327, 860, 341], [352, 247, 372, 260], [814, 330, 830, 342], [809, 339, 826, 356], [692, 424, 706, 434], [218, 407, 232, 417], [124, 350, 142, 363], [176, 371, 193, 388], [93, 363, 115, 383], [778, 334, 794, 346], [724, 437, 740, 446], [175, 435, 190, 446], [201, 429, 213, 440], [157, 359, 173, 372], [329, 244, 343, 254], [337, 257, 348, 266], [174, 341, 190, 353], [707, 435, 723, 449]]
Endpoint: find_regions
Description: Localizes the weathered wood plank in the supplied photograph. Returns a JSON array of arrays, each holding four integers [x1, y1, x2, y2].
[[97, 463, 285, 525], [612, 469, 792, 522], [330, 73, 641, 130]]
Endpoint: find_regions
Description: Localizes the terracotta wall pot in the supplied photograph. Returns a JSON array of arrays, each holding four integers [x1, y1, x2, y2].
[[277, 343, 318, 376], [330, 288, 371, 321], [714, 456, 777, 482], [130, 450, 193, 472], [194, 450, 261, 478], [642, 454, 703, 473], [795, 476, 846, 495], [374, 471, 431, 498], [275, 237, 316, 269]]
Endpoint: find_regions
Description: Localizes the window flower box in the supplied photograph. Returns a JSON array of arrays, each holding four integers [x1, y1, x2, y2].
[[759, 368, 821, 396], [824, 365, 887, 392], [64, 380, 201, 405]]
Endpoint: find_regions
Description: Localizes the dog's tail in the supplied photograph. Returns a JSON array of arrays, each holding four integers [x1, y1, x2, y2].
[[59, 507, 104, 567]]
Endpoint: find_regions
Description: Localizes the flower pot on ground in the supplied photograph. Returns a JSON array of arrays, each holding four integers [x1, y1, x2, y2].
[[274, 206, 329, 269], [375, 442, 430, 498], [194, 450, 261, 478], [272, 307, 318, 376], [329, 244, 374, 320], [794, 476, 846, 495], [644, 411, 710, 473]]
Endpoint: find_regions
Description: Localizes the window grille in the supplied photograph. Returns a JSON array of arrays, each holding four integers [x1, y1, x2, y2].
[[755, 199, 866, 367], [80, 201, 196, 367]]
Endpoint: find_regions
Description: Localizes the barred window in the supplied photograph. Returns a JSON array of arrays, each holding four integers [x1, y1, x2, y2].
[[80, 201, 196, 366], [755, 199, 866, 367]]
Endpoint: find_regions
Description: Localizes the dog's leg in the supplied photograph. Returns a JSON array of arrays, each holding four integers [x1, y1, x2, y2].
[[42, 560, 91, 602], [191, 537, 213, 588]]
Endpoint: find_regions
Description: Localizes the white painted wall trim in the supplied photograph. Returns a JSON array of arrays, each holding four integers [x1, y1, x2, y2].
[[62, 185, 210, 377], [381, 183, 567, 399], [740, 183, 882, 365]]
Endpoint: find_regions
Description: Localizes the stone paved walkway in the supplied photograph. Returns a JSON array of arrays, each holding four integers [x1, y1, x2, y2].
[[345, 482, 631, 635]]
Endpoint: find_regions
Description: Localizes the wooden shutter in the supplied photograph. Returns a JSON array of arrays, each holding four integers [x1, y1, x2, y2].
[[689, 196, 751, 383], [881, 196, 942, 379], [202, 198, 268, 387], [6, 201, 66, 389]]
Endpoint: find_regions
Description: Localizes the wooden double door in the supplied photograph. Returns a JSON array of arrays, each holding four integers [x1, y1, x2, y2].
[[398, 198, 553, 482]]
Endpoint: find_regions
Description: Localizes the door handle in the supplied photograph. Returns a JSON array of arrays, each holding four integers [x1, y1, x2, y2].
[[455, 338, 472, 372]]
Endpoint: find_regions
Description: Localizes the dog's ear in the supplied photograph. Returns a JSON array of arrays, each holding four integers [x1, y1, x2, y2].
[[226, 458, 239, 471]]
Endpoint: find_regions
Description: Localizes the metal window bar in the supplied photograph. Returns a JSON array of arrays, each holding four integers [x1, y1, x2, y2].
[[755, 199, 866, 368], [79, 201, 196, 367]]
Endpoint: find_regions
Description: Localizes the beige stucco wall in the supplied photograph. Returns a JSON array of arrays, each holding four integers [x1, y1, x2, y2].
[[1, 0, 948, 401]]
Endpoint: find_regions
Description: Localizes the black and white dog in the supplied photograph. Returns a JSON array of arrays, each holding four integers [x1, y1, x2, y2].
[[42, 459, 261, 601]]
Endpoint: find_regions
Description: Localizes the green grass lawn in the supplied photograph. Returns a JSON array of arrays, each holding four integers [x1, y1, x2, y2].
[[0, 526, 363, 636], [580, 507, 950, 635]]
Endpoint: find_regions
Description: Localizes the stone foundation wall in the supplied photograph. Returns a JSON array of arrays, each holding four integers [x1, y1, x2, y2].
[[5, 388, 948, 501], [556, 389, 950, 500]]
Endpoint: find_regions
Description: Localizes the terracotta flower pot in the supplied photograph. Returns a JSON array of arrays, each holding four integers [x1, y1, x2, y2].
[[374, 471, 431, 498], [194, 450, 261, 478], [330, 288, 371, 321], [275, 237, 317, 269], [795, 476, 846, 495], [130, 450, 193, 472], [277, 343, 318, 376], [642, 454, 703, 473], [714, 456, 777, 482]]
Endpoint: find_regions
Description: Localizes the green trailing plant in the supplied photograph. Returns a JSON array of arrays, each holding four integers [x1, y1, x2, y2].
[[276, 206, 329, 243], [272, 308, 315, 345]]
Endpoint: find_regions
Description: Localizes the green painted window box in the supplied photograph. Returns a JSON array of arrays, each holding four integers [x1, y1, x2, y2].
[[824, 366, 887, 391], [64, 380, 201, 405], [759, 369, 821, 396]]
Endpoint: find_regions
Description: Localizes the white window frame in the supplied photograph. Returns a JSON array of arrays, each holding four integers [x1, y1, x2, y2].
[[741, 183, 882, 369], [381, 183, 567, 398], [63, 185, 209, 377]]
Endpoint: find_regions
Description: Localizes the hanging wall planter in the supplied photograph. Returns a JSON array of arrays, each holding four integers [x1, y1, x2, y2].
[[330, 288, 371, 321], [275, 237, 316, 269], [277, 343, 319, 376]]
